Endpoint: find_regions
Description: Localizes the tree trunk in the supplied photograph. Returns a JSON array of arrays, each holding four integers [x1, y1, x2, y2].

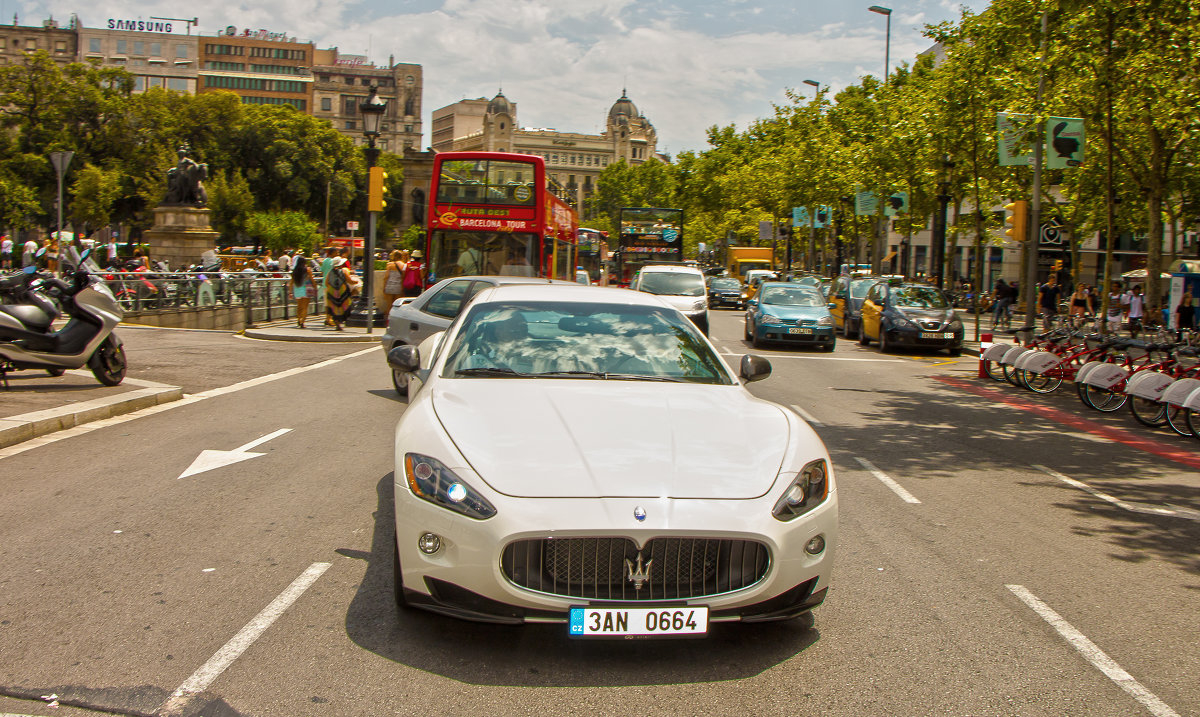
[[1146, 193, 1163, 323]]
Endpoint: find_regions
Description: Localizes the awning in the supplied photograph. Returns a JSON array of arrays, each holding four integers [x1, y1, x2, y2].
[[883, 251, 897, 262], [1121, 268, 1172, 279]]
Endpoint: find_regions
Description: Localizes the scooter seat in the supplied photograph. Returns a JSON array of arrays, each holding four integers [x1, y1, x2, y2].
[[0, 303, 55, 331]]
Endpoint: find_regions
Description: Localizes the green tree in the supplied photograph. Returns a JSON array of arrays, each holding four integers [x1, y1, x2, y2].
[[244, 210, 320, 255]]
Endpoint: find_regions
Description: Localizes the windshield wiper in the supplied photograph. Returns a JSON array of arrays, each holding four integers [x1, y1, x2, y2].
[[525, 370, 686, 382], [453, 367, 526, 377], [604, 373, 687, 382]]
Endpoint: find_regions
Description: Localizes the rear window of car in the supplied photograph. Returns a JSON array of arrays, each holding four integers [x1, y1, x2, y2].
[[710, 279, 740, 290], [639, 271, 705, 297], [760, 287, 824, 306]]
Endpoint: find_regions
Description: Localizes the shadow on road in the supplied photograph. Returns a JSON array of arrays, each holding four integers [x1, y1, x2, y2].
[[343, 475, 820, 687]]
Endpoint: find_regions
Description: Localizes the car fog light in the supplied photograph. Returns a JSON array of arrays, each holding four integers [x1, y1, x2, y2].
[[418, 532, 442, 554], [804, 535, 826, 555]]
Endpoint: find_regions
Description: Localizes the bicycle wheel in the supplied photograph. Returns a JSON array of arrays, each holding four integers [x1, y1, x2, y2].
[[1186, 408, 1200, 440], [1128, 396, 1167, 427], [1165, 405, 1193, 437], [1022, 370, 1062, 394], [1083, 384, 1127, 412], [983, 359, 1006, 381], [1003, 363, 1023, 386]]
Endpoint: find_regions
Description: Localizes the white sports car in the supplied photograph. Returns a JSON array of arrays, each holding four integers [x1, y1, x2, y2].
[[387, 284, 837, 637]]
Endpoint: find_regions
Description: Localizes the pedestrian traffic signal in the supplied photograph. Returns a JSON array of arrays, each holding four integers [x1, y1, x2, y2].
[[1004, 200, 1028, 242], [368, 166, 387, 212]]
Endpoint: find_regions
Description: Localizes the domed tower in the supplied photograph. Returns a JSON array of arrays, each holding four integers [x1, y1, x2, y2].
[[606, 90, 657, 164], [483, 89, 516, 152]]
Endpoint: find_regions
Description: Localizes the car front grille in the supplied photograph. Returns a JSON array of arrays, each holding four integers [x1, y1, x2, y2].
[[916, 319, 943, 330], [500, 537, 770, 601]]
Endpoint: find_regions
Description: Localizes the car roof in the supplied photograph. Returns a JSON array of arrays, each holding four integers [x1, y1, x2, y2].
[[760, 281, 821, 291], [638, 264, 703, 275], [470, 283, 675, 308]]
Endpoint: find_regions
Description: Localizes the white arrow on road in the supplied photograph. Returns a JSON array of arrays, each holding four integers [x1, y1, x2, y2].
[[177, 428, 292, 479]]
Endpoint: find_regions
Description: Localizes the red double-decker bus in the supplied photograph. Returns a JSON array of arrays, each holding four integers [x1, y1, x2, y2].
[[425, 152, 578, 286]]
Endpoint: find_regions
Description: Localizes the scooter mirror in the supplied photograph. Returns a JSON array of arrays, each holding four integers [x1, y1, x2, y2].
[[79, 248, 92, 263], [35, 247, 47, 258], [22, 265, 37, 275]]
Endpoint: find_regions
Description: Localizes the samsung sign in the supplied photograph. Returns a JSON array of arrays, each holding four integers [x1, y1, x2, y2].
[[107, 19, 178, 32]]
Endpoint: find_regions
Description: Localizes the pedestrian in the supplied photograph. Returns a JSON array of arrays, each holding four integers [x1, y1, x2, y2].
[[1174, 288, 1194, 337], [324, 256, 356, 331], [21, 237, 39, 268], [290, 252, 316, 329], [278, 249, 292, 273], [402, 249, 425, 297], [1038, 273, 1062, 330], [129, 247, 149, 270], [1124, 285, 1145, 338], [382, 249, 407, 311], [45, 236, 59, 275], [1069, 282, 1093, 321], [1105, 282, 1124, 334], [0, 235, 12, 270], [992, 279, 1015, 329], [320, 247, 336, 325]]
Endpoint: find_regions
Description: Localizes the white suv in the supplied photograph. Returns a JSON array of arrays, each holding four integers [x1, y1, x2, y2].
[[631, 264, 710, 334]]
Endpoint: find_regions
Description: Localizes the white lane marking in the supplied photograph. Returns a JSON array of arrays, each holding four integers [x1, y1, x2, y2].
[[178, 428, 294, 480], [1006, 585, 1181, 717], [853, 457, 921, 504], [66, 368, 176, 389], [789, 404, 824, 428], [0, 346, 379, 460], [1032, 465, 1192, 520], [157, 562, 331, 717], [720, 351, 903, 362]]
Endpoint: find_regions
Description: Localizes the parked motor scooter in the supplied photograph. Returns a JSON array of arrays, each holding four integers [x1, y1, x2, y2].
[[0, 249, 126, 387]]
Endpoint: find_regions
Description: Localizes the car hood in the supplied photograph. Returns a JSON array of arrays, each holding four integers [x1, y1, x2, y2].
[[431, 381, 788, 499], [895, 307, 954, 321], [760, 304, 828, 320], [649, 293, 705, 312]]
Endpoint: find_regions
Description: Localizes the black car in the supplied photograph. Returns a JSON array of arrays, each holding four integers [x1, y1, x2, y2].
[[858, 282, 964, 356], [706, 277, 746, 309]]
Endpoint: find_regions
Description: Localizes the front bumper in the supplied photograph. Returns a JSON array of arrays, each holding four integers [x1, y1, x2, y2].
[[884, 326, 963, 350], [755, 323, 836, 346], [394, 477, 838, 626], [708, 293, 744, 309]]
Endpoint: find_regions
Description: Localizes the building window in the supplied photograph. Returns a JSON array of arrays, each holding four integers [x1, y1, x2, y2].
[[345, 120, 356, 130], [405, 75, 415, 86], [404, 124, 412, 133], [176, 44, 188, 59], [55, 41, 67, 53], [343, 97, 359, 114], [150, 42, 162, 56], [362, 78, 371, 86], [318, 74, 329, 82], [133, 41, 144, 55], [116, 40, 127, 54], [133, 76, 145, 92], [344, 76, 354, 84], [26, 39, 37, 50], [167, 77, 188, 92], [88, 38, 101, 53], [321, 97, 331, 111]]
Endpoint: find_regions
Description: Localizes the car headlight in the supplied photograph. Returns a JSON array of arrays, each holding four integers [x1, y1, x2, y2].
[[760, 313, 784, 325], [692, 299, 707, 312], [817, 315, 833, 326], [741, 292, 748, 299], [772, 459, 830, 521], [403, 453, 497, 520]]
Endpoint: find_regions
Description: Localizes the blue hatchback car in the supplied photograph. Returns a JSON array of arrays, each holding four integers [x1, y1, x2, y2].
[[744, 282, 836, 351]]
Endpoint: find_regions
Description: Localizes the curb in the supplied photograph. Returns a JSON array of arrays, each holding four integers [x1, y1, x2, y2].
[[240, 327, 379, 343], [0, 384, 184, 449]]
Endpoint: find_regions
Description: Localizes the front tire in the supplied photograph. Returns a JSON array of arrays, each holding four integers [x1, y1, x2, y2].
[[983, 359, 1005, 381], [1129, 396, 1168, 427], [391, 367, 409, 399], [88, 338, 126, 386], [1165, 405, 1193, 436], [1083, 384, 1127, 412], [1022, 370, 1062, 394], [878, 329, 890, 353], [859, 326, 870, 346]]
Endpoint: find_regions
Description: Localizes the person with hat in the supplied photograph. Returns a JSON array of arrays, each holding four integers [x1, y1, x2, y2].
[[402, 249, 425, 296], [324, 256, 356, 331]]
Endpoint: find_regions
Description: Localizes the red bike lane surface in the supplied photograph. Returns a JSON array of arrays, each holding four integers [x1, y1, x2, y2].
[[934, 375, 1200, 471]]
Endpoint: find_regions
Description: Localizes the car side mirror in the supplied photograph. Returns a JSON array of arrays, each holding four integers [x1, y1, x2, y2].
[[740, 354, 772, 384], [827, 302, 837, 309], [387, 345, 421, 373], [747, 299, 758, 307]]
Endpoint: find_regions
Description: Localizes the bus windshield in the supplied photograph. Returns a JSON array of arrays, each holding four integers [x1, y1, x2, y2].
[[436, 159, 538, 206]]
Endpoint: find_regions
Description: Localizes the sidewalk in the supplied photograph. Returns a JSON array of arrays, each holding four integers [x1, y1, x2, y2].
[[241, 318, 381, 343]]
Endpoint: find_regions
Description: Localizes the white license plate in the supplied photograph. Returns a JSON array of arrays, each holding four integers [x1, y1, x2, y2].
[[787, 327, 814, 335], [921, 332, 953, 339], [569, 606, 708, 637]]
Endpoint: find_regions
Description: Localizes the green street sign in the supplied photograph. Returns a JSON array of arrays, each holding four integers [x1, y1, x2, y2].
[[997, 112, 1034, 166], [1046, 117, 1084, 169], [855, 191, 878, 216]]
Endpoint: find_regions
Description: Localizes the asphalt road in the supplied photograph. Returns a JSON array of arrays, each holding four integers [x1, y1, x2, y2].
[[0, 312, 1197, 717]]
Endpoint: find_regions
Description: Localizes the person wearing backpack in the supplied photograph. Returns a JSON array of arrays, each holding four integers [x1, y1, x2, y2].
[[402, 249, 425, 297]]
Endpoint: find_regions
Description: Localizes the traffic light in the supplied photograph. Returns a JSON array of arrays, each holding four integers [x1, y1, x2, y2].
[[1051, 259, 1063, 272], [367, 166, 388, 212], [1004, 200, 1028, 242]]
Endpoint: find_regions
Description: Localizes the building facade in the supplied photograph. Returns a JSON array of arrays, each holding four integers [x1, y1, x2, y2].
[[310, 51, 423, 153], [197, 27, 314, 111], [77, 21, 197, 94], [431, 90, 659, 212], [0, 16, 77, 67]]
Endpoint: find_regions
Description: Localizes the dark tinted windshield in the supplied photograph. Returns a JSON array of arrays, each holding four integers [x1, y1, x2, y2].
[[850, 279, 880, 299], [709, 278, 741, 290], [639, 271, 705, 297], [442, 301, 732, 384], [892, 286, 949, 308]]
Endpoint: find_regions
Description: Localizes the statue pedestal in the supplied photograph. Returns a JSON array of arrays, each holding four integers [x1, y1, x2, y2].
[[143, 206, 221, 270]]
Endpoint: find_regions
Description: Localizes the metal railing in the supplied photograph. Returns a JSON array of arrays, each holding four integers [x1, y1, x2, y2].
[[102, 271, 298, 325]]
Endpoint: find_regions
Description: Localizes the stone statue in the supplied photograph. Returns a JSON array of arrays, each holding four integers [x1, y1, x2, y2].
[[164, 145, 208, 206]]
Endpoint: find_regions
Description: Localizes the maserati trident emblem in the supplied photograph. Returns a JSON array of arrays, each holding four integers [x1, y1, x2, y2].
[[633, 506, 646, 522], [624, 552, 653, 591]]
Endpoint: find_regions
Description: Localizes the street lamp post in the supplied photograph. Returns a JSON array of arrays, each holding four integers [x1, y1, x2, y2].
[[932, 156, 954, 290], [868, 6, 892, 85], [358, 86, 387, 334], [802, 79, 820, 100]]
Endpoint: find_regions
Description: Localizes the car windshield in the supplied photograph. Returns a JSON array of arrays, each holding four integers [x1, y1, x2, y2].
[[441, 301, 733, 384], [892, 286, 949, 308], [639, 272, 705, 297], [850, 279, 879, 299], [759, 287, 824, 307], [709, 279, 740, 290]]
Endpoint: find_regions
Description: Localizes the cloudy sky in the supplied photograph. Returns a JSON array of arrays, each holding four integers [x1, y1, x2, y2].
[[13, 0, 989, 154]]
